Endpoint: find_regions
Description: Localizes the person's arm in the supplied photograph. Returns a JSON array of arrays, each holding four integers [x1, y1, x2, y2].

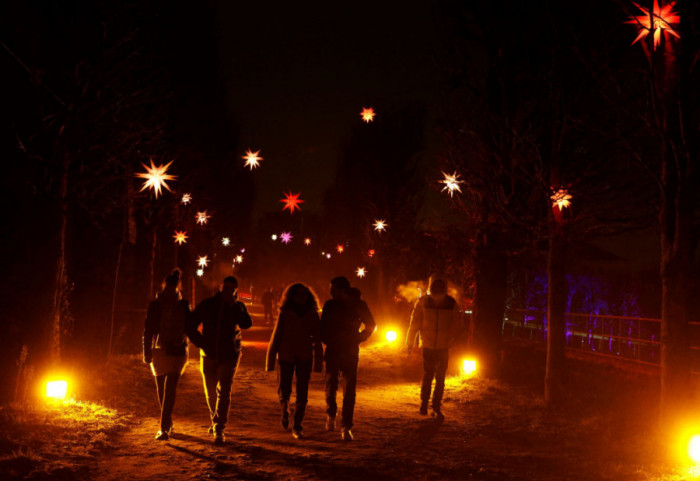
[[186, 300, 206, 348], [143, 301, 158, 363], [357, 301, 376, 343], [265, 312, 284, 371], [311, 310, 324, 372], [320, 301, 332, 345], [237, 301, 253, 329], [405, 299, 423, 350]]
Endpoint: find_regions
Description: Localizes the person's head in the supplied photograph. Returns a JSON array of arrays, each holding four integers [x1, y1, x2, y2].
[[281, 283, 319, 313], [162, 268, 182, 293], [330, 276, 351, 300], [428, 276, 447, 301], [221, 276, 238, 298], [347, 287, 362, 301]]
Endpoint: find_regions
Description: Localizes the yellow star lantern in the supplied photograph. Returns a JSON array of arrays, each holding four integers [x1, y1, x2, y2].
[[356, 267, 366, 278], [135, 159, 176, 198], [440, 171, 463, 197], [235, 255, 244, 264], [197, 256, 209, 268], [173, 231, 188, 245], [222, 237, 230, 246], [627, 0, 680, 51], [551, 188, 572, 210], [181, 193, 192, 204], [243, 149, 263, 170], [304, 238, 311, 246], [196, 211, 210, 225], [373, 219, 388, 233], [360, 107, 376, 123]]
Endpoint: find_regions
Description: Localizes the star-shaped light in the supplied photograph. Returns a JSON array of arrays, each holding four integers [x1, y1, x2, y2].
[[373, 219, 388, 233], [235, 255, 244, 263], [196, 211, 210, 225], [271, 234, 278, 241], [326, 253, 331, 259], [360, 107, 376, 123], [135, 159, 176, 198], [440, 171, 463, 197], [304, 238, 311, 246], [173, 230, 188, 245], [280, 232, 293, 244], [197, 256, 209, 268], [336, 244, 344, 254], [181, 193, 192, 204], [280, 191, 304, 214], [243, 149, 263, 170], [627, 0, 680, 51], [222, 237, 230, 246], [551, 188, 573, 210], [368, 249, 375, 258], [196, 268, 204, 277], [356, 267, 367, 278]]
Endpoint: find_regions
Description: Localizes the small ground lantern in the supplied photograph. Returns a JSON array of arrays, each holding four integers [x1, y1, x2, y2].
[[688, 435, 700, 464], [462, 359, 477, 376], [385, 330, 398, 342], [46, 380, 68, 400]]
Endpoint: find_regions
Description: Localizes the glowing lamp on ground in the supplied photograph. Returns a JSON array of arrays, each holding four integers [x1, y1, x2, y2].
[[688, 435, 700, 464], [46, 380, 68, 400], [461, 359, 477, 376], [385, 330, 398, 342]]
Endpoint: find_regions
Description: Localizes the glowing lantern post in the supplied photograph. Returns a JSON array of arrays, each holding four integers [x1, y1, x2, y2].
[[360, 107, 376, 123], [173, 231, 188, 245], [280, 191, 304, 214], [461, 359, 477, 376], [440, 171, 463, 197], [196, 211, 210, 225], [135, 159, 176, 198], [627, 0, 680, 51], [373, 219, 388, 233], [46, 380, 68, 400], [356, 267, 366, 278], [243, 149, 263, 170]]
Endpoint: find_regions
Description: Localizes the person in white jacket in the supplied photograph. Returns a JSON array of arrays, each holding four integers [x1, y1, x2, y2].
[[405, 276, 460, 419]]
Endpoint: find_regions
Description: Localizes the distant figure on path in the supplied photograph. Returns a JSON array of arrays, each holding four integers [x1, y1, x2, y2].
[[143, 268, 191, 441], [321, 277, 376, 441], [405, 276, 460, 420], [266, 283, 323, 439], [187, 276, 253, 445], [261, 287, 275, 325]]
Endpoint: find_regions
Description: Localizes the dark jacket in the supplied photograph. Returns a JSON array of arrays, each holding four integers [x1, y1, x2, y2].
[[187, 292, 253, 361], [266, 307, 323, 372], [320, 298, 376, 364], [143, 292, 191, 361]]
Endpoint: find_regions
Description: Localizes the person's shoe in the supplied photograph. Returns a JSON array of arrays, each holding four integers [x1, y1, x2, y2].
[[419, 404, 428, 416], [208, 424, 214, 435], [432, 407, 445, 421], [292, 428, 304, 439], [281, 411, 290, 430], [326, 415, 336, 432], [155, 430, 169, 441], [340, 427, 353, 442], [214, 432, 225, 445]]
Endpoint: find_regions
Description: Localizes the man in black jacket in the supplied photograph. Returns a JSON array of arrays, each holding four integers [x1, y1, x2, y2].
[[321, 276, 376, 441], [187, 276, 252, 445]]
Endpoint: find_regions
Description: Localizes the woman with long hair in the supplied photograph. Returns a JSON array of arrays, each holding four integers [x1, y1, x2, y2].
[[266, 283, 323, 439], [143, 268, 191, 440]]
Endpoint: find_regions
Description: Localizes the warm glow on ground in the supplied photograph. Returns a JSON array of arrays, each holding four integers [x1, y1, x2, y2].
[[688, 435, 700, 464], [385, 330, 398, 342], [462, 359, 477, 376], [46, 380, 68, 400]]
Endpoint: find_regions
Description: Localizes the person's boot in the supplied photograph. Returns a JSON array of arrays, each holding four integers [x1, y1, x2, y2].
[[292, 427, 304, 439], [155, 430, 169, 441], [281, 400, 290, 430], [326, 415, 336, 432], [419, 402, 428, 415], [340, 427, 354, 441], [432, 405, 444, 421], [214, 429, 225, 445]]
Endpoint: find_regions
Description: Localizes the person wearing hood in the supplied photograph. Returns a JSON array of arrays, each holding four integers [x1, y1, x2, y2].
[[143, 268, 191, 441], [405, 276, 460, 420], [187, 276, 253, 445], [266, 283, 323, 439]]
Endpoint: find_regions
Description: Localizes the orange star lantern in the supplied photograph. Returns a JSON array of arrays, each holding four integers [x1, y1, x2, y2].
[[373, 219, 388, 233], [243, 149, 263, 170], [280, 191, 304, 214], [135, 159, 176, 198], [551, 188, 572, 210], [360, 107, 376, 123], [304, 238, 311, 246], [196, 211, 210, 225], [181, 193, 192, 204], [336, 244, 344, 254], [627, 0, 680, 51], [173, 231, 188, 245]]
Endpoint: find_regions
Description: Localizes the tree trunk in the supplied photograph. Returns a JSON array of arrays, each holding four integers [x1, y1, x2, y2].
[[51, 154, 70, 363], [107, 206, 128, 358], [149, 229, 158, 299], [472, 234, 507, 378], [545, 221, 567, 405]]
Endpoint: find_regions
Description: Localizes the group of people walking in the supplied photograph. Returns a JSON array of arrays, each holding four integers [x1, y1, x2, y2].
[[143, 270, 460, 445]]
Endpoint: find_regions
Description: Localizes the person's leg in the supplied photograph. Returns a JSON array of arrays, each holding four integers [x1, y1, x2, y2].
[[200, 355, 218, 425], [421, 349, 438, 413], [325, 364, 340, 423], [213, 355, 239, 435], [293, 358, 313, 431], [160, 372, 181, 432], [278, 360, 294, 429], [340, 356, 359, 431], [432, 349, 449, 413], [155, 375, 166, 408]]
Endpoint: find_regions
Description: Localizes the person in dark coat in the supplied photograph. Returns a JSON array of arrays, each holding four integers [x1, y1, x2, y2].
[[187, 276, 252, 445], [320, 276, 376, 441], [405, 276, 460, 420], [266, 283, 323, 439], [261, 288, 275, 325], [143, 269, 191, 441]]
